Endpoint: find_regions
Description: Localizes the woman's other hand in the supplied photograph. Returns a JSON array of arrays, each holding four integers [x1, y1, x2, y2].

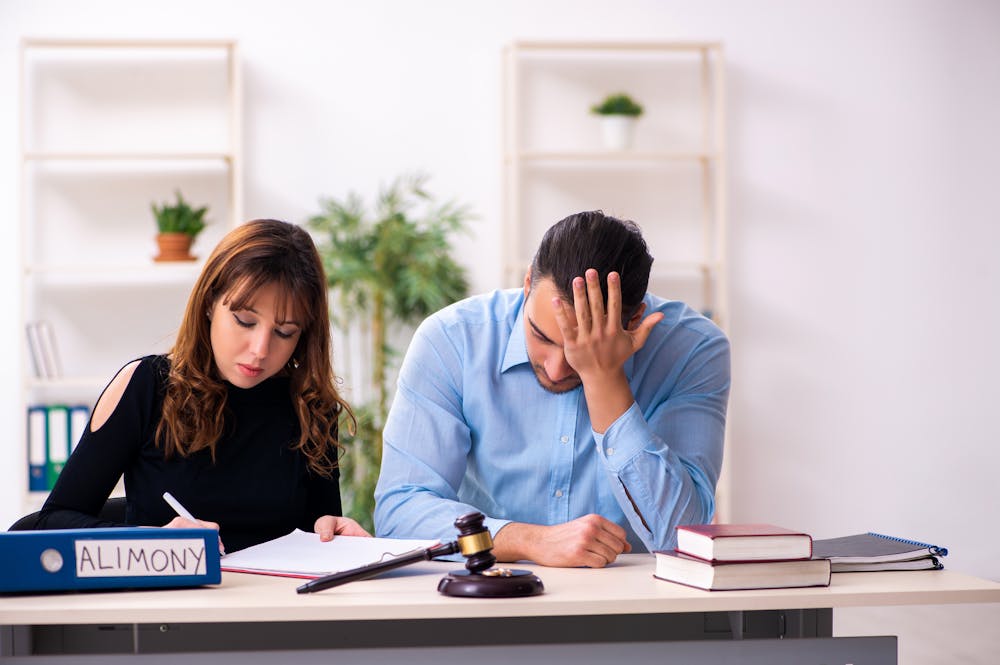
[[314, 515, 371, 541]]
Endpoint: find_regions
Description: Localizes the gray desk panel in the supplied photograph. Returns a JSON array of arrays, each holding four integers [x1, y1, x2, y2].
[[0, 636, 898, 665], [16, 610, 829, 654]]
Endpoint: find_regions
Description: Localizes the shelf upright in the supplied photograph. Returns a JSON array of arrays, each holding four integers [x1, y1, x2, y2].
[[502, 40, 731, 520], [17, 38, 243, 514]]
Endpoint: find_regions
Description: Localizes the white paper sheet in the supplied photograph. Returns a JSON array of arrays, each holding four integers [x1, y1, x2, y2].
[[220, 529, 439, 578]]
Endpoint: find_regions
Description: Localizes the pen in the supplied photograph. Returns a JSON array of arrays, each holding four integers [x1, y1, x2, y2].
[[162, 491, 196, 521], [163, 491, 226, 555]]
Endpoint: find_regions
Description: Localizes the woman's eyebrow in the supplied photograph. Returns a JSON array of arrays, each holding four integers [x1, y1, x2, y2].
[[236, 304, 300, 327]]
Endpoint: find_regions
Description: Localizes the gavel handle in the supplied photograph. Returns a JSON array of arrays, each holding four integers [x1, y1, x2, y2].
[[296, 541, 460, 594]]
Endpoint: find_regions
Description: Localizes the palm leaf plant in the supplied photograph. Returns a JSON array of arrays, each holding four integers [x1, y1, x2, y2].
[[308, 173, 472, 531]]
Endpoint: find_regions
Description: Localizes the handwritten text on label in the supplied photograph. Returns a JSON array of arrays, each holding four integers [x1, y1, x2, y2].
[[75, 538, 207, 577]]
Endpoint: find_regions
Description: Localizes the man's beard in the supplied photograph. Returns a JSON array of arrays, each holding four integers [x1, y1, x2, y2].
[[531, 362, 582, 394]]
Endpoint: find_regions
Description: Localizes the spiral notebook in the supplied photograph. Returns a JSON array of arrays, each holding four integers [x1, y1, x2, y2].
[[812, 532, 947, 572]]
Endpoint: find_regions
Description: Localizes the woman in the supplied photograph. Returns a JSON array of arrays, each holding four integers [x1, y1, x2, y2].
[[33, 219, 368, 552]]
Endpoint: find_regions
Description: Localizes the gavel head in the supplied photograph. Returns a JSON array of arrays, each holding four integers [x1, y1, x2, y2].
[[453, 512, 496, 574]]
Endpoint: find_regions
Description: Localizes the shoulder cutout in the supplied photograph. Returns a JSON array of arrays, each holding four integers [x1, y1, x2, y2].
[[91, 360, 143, 432]]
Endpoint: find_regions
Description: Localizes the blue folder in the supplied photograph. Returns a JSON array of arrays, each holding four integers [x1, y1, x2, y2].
[[0, 527, 222, 593]]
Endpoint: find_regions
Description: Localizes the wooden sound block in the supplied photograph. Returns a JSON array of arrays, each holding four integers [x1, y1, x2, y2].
[[437, 568, 544, 597]]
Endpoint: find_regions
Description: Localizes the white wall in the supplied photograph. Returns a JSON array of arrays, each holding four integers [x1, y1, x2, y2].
[[1, 1, 997, 662]]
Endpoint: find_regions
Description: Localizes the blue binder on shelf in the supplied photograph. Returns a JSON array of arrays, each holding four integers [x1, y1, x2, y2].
[[26, 405, 48, 492], [0, 528, 222, 593]]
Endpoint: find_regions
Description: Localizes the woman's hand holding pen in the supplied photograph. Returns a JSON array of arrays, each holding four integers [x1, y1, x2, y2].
[[163, 516, 226, 555], [164, 515, 220, 532], [162, 492, 226, 554], [314, 515, 371, 541]]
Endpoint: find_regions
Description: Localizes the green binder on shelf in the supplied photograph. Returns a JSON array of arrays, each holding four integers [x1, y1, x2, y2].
[[45, 405, 71, 490]]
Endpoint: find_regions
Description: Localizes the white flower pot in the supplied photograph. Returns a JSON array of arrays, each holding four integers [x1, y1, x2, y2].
[[600, 115, 637, 150]]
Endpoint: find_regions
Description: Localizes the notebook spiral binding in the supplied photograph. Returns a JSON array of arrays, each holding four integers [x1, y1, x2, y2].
[[868, 532, 948, 557]]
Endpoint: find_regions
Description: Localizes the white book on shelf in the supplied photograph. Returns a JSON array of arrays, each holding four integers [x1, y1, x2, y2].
[[25, 322, 48, 378], [37, 321, 63, 379], [25, 320, 63, 380]]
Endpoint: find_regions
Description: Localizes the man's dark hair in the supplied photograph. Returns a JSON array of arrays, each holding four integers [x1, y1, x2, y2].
[[529, 210, 653, 323]]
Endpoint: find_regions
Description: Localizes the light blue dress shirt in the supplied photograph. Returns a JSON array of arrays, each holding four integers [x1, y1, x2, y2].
[[374, 288, 730, 553]]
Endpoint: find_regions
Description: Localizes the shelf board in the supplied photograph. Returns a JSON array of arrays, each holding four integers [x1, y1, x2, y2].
[[24, 152, 234, 163], [507, 260, 719, 277], [25, 262, 202, 286], [512, 151, 720, 165], [25, 375, 109, 391], [650, 262, 721, 279], [510, 40, 722, 53], [23, 37, 236, 49]]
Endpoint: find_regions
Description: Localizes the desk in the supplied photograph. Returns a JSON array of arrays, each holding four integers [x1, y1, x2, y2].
[[2, 554, 999, 664]]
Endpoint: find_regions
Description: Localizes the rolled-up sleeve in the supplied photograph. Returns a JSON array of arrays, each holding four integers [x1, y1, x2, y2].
[[594, 329, 730, 551]]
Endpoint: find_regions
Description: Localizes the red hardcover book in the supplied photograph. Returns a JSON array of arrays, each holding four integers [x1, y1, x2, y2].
[[654, 550, 831, 591], [676, 523, 813, 562]]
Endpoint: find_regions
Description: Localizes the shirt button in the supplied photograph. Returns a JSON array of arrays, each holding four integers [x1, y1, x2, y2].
[[560, 435, 569, 443], [554, 489, 564, 498], [606, 447, 615, 456]]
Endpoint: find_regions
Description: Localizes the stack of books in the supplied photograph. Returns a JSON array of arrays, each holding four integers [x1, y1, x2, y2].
[[812, 532, 947, 572], [654, 524, 831, 591]]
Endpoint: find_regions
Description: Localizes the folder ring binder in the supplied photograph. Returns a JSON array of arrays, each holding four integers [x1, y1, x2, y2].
[[40, 548, 64, 573]]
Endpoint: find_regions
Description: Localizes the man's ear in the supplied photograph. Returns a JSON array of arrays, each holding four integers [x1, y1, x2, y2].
[[523, 271, 531, 299], [626, 303, 648, 330]]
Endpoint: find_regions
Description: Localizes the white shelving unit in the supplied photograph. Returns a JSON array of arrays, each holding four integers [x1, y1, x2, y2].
[[18, 39, 243, 513], [501, 41, 732, 519]]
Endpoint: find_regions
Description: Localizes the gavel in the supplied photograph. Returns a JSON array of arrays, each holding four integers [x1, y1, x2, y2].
[[296, 512, 543, 597]]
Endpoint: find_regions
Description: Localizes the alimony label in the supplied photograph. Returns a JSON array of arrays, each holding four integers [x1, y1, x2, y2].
[[75, 538, 208, 577]]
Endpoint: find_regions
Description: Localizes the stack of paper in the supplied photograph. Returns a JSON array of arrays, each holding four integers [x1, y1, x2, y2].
[[220, 530, 438, 579]]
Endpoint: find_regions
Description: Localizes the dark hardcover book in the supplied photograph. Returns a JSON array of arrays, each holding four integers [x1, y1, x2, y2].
[[654, 550, 831, 591], [676, 523, 813, 562], [812, 532, 948, 571]]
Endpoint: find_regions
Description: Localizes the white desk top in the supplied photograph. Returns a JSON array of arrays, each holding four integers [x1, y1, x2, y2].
[[3, 554, 999, 626]]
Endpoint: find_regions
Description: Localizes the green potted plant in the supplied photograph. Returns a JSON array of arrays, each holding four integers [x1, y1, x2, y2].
[[151, 190, 210, 262], [590, 92, 644, 150], [308, 173, 473, 532]]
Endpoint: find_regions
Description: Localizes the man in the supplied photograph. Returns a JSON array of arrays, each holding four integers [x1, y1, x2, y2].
[[374, 211, 730, 567]]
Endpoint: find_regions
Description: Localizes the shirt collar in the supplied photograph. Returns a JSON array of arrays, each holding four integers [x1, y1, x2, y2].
[[501, 297, 530, 373]]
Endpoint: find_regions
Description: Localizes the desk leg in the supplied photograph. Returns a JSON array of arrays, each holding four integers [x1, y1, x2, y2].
[[781, 608, 833, 638], [715, 608, 832, 639], [0, 626, 32, 656], [728, 611, 744, 639]]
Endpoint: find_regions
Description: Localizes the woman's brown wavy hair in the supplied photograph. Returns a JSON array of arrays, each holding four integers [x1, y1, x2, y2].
[[155, 218, 353, 476]]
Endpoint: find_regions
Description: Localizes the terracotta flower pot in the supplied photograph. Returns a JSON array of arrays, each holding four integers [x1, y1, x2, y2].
[[154, 232, 197, 262]]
